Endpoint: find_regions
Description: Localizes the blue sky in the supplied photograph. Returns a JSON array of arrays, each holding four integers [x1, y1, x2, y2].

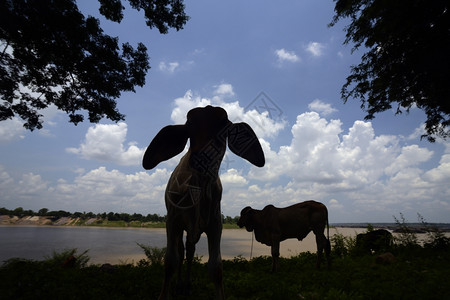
[[1, 0, 449, 223]]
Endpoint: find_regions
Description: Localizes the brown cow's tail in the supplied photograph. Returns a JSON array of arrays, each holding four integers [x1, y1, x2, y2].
[[325, 208, 331, 268], [326, 212, 330, 247], [327, 211, 330, 242]]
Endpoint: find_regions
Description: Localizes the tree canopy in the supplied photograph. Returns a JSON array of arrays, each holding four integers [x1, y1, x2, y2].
[[0, 0, 188, 130], [330, 0, 450, 142]]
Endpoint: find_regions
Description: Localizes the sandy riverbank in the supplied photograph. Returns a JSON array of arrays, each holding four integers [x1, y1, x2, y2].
[[0, 215, 158, 227], [0, 215, 87, 226]]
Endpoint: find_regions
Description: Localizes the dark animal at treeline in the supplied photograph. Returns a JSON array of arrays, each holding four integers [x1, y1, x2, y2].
[[356, 229, 393, 253], [237, 200, 331, 272], [143, 105, 265, 300]]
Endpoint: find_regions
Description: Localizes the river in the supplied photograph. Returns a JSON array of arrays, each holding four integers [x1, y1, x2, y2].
[[0, 226, 375, 265]]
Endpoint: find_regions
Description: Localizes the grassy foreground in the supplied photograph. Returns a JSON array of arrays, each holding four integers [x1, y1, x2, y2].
[[1, 245, 449, 300]]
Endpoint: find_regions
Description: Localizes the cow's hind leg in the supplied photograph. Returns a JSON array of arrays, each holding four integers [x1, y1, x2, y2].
[[183, 234, 198, 296], [314, 231, 328, 269], [271, 242, 280, 272], [325, 236, 331, 268], [175, 237, 185, 295], [206, 224, 225, 300], [159, 227, 184, 300]]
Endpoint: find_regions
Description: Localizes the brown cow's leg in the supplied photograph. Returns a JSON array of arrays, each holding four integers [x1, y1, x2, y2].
[[314, 232, 328, 269], [271, 242, 280, 272], [206, 224, 225, 300], [325, 237, 331, 268]]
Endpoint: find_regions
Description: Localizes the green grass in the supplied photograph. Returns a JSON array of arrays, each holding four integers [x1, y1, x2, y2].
[[222, 223, 240, 229], [1, 246, 449, 299]]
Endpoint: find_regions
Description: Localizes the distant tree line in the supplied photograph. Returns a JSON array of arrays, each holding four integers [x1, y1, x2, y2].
[[222, 215, 240, 225], [0, 207, 166, 223], [0, 207, 240, 224]]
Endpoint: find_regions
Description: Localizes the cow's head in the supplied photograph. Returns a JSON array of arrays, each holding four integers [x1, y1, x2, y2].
[[237, 206, 255, 232], [142, 106, 265, 177]]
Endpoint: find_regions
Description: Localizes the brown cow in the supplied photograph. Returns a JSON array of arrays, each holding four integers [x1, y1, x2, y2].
[[143, 105, 265, 300], [237, 200, 331, 272]]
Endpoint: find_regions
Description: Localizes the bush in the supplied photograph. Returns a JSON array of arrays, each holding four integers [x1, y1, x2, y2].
[[418, 213, 450, 251], [43, 248, 90, 268], [331, 231, 348, 257], [393, 213, 419, 248], [137, 243, 166, 265], [331, 229, 357, 257]]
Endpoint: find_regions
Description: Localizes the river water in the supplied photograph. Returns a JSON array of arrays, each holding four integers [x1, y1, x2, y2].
[[0, 226, 371, 265]]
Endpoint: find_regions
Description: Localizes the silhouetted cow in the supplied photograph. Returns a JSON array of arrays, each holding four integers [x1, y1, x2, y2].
[[143, 105, 265, 300], [237, 200, 331, 272], [356, 229, 393, 253]]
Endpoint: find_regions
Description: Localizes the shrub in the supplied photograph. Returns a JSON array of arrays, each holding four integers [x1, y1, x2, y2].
[[393, 213, 419, 248], [331, 229, 357, 257], [418, 213, 450, 251], [331, 231, 348, 257], [137, 243, 166, 265], [43, 248, 90, 268]]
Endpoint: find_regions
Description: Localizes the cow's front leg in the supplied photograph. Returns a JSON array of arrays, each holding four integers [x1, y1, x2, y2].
[[271, 241, 280, 272]]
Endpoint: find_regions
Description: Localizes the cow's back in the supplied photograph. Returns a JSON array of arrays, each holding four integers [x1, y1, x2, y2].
[[271, 201, 327, 241]]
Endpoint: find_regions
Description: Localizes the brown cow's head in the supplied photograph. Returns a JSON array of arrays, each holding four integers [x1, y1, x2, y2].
[[142, 106, 265, 177], [237, 206, 255, 232]]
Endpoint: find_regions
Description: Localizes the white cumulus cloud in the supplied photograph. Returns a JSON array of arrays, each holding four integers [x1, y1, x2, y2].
[[221, 168, 248, 186], [0, 118, 26, 144], [275, 48, 300, 63], [214, 83, 235, 96], [308, 99, 338, 116], [305, 42, 325, 57], [248, 111, 450, 222], [52, 167, 170, 213], [66, 122, 144, 166], [159, 61, 180, 73]]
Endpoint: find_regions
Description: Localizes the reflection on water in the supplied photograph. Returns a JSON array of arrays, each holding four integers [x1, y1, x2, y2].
[[2, 226, 435, 265], [0, 226, 165, 264]]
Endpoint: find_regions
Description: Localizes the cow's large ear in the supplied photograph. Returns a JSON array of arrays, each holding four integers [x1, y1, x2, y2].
[[240, 206, 253, 216], [142, 125, 189, 170], [228, 122, 265, 167]]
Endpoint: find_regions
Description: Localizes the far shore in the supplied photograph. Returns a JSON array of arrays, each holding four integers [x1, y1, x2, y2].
[[0, 215, 167, 229]]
